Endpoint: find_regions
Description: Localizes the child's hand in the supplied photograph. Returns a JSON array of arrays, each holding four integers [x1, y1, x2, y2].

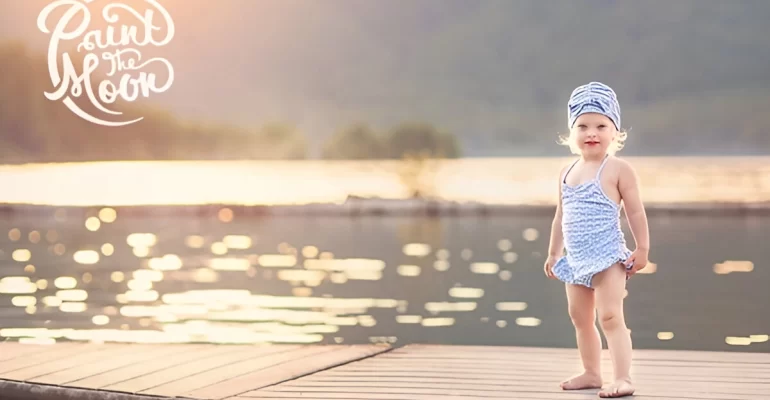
[[543, 255, 559, 279], [625, 248, 649, 277]]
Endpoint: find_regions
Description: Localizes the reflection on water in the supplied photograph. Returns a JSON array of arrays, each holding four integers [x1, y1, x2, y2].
[[0, 208, 768, 352], [714, 260, 754, 274]]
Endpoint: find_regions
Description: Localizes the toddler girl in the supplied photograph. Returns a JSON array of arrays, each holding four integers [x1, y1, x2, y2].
[[544, 81, 650, 398]]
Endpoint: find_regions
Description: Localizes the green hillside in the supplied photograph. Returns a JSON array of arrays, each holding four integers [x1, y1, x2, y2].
[[1, 0, 769, 161]]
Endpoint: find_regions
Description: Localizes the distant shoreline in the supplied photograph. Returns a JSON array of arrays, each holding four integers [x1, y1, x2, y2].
[[2, 198, 770, 218], [3, 157, 770, 208]]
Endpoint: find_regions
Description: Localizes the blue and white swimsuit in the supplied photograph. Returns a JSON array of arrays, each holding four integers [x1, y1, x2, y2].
[[552, 155, 632, 288]]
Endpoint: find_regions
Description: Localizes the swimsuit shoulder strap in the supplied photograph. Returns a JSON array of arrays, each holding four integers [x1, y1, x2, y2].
[[563, 159, 580, 183], [595, 154, 610, 180]]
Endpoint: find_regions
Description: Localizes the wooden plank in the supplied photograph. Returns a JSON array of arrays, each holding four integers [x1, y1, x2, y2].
[[236, 396, 459, 400], [311, 369, 770, 384], [1, 344, 135, 381], [331, 352, 770, 379], [328, 363, 770, 380], [278, 380, 770, 396], [0, 343, 100, 374], [144, 345, 308, 397], [399, 344, 770, 363], [255, 386, 770, 400], [0, 342, 61, 361], [68, 343, 224, 389], [105, 344, 290, 394], [376, 352, 770, 367], [399, 344, 770, 362], [394, 353, 770, 368], [188, 345, 390, 399], [240, 393, 469, 400], [239, 390, 738, 400], [332, 363, 770, 379], [311, 370, 770, 384], [33, 344, 200, 386], [229, 397, 416, 400], [352, 356, 770, 372], [236, 395, 451, 400], [227, 395, 416, 400], [294, 376, 770, 392]]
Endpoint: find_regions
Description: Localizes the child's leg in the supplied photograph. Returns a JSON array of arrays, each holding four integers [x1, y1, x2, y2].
[[560, 283, 603, 390], [593, 263, 635, 398]]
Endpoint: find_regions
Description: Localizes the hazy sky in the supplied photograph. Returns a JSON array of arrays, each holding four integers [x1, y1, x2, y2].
[[1, 1, 376, 136], [3, 1, 769, 156]]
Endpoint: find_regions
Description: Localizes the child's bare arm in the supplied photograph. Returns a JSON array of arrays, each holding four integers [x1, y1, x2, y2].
[[618, 160, 649, 273], [547, 167, 567, 258], [544, 168, 566, 279], [618, 161, 649, 250]]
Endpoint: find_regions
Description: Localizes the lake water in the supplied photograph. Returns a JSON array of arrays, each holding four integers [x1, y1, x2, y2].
[[1, 209, 768, 353], [0, 157, 767, 353]]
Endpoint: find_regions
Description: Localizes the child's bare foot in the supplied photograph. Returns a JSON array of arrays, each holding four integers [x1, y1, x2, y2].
[[598, 379, 635, 398], [560, 372, 603, 390]]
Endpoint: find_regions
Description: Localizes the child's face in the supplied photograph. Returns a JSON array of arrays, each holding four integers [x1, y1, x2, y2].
[[571, 113, 617, 157]]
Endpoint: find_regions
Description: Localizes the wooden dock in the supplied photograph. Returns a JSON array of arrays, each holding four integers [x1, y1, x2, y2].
[[1, 342, 768, 400]]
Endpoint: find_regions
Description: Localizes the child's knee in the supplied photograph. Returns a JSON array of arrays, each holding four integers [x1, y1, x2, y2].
[[568, 307, 595, 329], [598, 310, 625, 331]]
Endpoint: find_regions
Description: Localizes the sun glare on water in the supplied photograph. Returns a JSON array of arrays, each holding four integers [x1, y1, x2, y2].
[[0, 158, 768, 206]]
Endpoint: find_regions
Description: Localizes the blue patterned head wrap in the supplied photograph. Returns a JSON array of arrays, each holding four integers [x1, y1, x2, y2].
[[568, 82, 621, 130]]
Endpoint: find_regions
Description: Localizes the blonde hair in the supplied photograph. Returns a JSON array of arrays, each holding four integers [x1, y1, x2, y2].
[[558, 129, 628, 156]]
